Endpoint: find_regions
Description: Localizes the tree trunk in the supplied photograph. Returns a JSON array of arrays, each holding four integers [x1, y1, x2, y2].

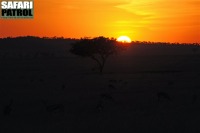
[[90, 55, 106, 73], [100, 58, 106, 73]]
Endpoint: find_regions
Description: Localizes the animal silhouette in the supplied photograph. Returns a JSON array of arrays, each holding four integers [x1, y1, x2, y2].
[[156, 92, 171, 103], [41, 100, 64, 115], [100, 93, 115, 102], [94, 93, 116, 112], [3, 99, 13, 116]]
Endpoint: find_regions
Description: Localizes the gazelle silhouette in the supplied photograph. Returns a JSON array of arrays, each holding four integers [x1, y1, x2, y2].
[[156, 92, 171, 103], [41, 100, 64, 115], [3, 99, 13, 116], [95, 93, 116, 112]]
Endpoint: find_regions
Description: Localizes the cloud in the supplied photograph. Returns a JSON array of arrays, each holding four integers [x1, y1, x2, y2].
[[113, 0, 199, 26]]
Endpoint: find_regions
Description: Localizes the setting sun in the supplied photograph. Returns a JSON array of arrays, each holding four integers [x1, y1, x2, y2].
[[117, 36, 132, 43]]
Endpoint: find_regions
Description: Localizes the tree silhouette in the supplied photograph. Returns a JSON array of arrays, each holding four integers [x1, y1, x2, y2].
[[70, 36, 123, 73]]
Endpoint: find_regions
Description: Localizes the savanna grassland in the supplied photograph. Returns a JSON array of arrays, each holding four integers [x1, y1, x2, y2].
[[0, 37, 200, 133]]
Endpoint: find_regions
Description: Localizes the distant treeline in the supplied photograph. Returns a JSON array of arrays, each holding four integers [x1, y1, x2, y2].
[[0, 36, 77, 47], [0, 36, 199, 45], [132, 41, 199, 46], [0, 36, 200, 45], [0, 36, 199, 59], [0, 36, 78, 59]]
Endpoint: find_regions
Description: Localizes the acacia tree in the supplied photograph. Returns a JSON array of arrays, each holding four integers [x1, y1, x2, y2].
[[70, 36, 123, 73]]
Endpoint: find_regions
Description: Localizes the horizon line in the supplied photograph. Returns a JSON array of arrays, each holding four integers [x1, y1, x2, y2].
[[0, 35, 199, 44]]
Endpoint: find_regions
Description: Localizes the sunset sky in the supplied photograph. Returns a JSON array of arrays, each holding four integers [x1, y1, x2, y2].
[[0, 0, 199, 43]]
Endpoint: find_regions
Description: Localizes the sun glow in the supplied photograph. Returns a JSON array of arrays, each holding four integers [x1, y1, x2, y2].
[[117, 36, 132, 43]]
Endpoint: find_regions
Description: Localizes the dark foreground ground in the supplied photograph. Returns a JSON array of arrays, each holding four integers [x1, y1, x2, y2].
[[0, 38, 200, 133]]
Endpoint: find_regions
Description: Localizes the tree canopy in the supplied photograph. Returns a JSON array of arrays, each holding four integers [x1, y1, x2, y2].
[[70, 36, 124, 73]]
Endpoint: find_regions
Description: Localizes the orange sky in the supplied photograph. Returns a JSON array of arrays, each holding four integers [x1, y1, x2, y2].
[[0, 0, 199, 43]]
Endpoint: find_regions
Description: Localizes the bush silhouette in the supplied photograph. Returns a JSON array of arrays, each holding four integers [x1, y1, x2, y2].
[[70, 36, 123, 73]]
